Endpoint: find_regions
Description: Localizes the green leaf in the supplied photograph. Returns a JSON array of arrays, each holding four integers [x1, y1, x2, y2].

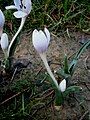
[[74, 40, 90, 60], [69, 40, 90, 75], [56, 68, 71, 79], [69, 59, 77, 75], [3, 58, 11, 72], [55, 89, 64, 106], [64, 54, 69, 74], [63, 0, 69, 14], [63, 86, 82, 97]]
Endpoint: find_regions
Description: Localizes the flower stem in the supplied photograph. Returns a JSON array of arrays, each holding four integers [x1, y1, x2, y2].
[[40, 53, 59, 90], [55, 88, 64, 105], [22, 93, 25, 114], [3, 49, 8, 60], [7, 17, 26, 57]]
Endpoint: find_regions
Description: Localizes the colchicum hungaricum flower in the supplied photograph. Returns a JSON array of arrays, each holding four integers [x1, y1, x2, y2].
[[32, 28, 50, 53], [0, 10, 5, 37], [5, 0, 32, 57], [1, 33, 8, 50], [59, 79, 66, 92], [32, 28, 66, 92], [0, 10, 8, 58], [0, 33, 9, 58], [5, 0, 32, 18]]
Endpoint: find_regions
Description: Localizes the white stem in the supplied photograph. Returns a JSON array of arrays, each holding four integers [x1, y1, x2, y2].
[[0, 28, 3, 37], [7, 17, 26, 56], [40, 53, 59, 90], [3, 49, 8, 59]]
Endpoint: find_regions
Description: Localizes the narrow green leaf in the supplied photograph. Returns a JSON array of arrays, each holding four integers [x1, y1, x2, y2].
[[3, 58, 11, 72], [69, 59, 77, 75], [63, 86, 82, 97], [9, 37, 19, 57], [74, 40, 90, 60], [69, 40, 90, 75], [63, 0, 69, 14], [64, 54, 69, 74], [55, 89, 64, 106], [56, 68, 71, 79]]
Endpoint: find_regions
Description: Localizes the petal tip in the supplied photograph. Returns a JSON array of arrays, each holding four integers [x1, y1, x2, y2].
[[59, 79, 66, 92]]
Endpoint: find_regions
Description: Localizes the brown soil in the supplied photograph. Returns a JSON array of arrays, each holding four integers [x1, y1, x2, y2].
[[0, 30, 90, 120]]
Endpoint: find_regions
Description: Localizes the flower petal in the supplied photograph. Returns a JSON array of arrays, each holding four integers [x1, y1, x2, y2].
[[59, 79, 66, 92], [23, 0, 32, 14], [37, 30, 48, 53], [44, 28, 50, 44], [5, 5, 17, 10], [13, 11, 27, 18], [32, 29, 40, 52], [0, 10, 5, 28], [14, 0, 21, 10], [32, 29, 48, 53], [0, 33, 9, 50]]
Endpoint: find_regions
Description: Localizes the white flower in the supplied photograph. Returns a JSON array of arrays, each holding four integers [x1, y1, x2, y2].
[[32, 28, 50, 53], [0, 10, 5, 37], [5, 0, 32, 18], [32, 28, 59, 89], [6, 0, 32, 56], [0, 10, 5, 28], [59, 79, 66, 92], [0, 33, 9, 50]]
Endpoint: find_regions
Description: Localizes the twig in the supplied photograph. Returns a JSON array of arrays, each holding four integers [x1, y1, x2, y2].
[[79, 111, 89, 120], [84, 56, 88, 70], [41, 88, 53, 96], [0, 88, 28, 106], [83, 82, 90, 91], [41, 90, 54, 99], [84, 56, 90, 72], [35, 67, 43, 77], [9, 67, 17, 84], [28, 97, 55, 120], [6, 67, 18, 91]]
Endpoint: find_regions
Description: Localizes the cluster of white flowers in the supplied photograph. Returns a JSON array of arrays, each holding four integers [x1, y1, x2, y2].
[[0, 0, 66, 92], [0, 0, 32, 58]]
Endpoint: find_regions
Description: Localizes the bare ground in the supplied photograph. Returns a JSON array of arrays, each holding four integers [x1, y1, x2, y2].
[[0, 30, 90, 120]]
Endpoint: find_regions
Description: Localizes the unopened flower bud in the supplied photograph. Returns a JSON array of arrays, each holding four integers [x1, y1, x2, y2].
[[59, 79, 66, 92], [0, 33, 9, 50]]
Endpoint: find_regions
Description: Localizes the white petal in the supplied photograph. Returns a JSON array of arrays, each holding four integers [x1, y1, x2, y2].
[[32, 29, 39, 42], [44, 28, 50, 44], [0, 10, 5, 28], [5, 5, 17, 10], [59, 79, 66, 92], [32, 29, 40, 52], [23, 0, 32, 14], [0, 33, 9, 50], [39, 30, 49, 52], [32, 29, 49, 53], [13, 11, 27, 18], [14, 0, 21, 10]]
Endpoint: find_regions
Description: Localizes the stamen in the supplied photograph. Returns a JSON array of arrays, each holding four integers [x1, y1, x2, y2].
[[24, 6, 26, 9], [20, 0, 23, 7], [20, 5, 23, 8]]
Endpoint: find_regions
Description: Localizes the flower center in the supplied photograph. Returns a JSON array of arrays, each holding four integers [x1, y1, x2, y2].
[[20, 0, 26, 9]]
